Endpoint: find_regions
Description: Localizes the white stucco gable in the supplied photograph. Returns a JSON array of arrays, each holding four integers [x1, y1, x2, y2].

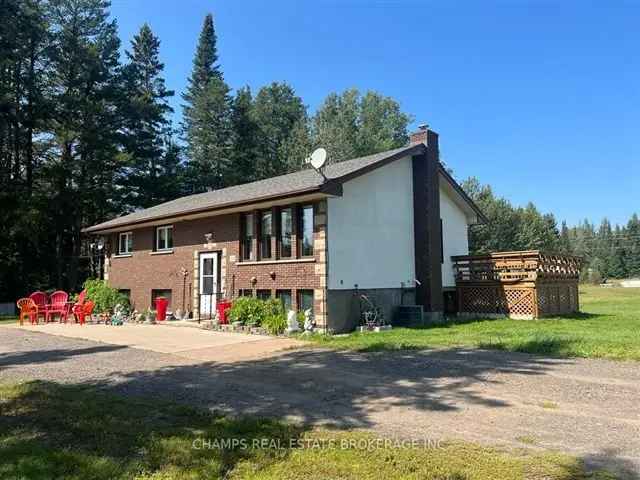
[[327, 155, 415, 290], [326, 155, 478, 291]]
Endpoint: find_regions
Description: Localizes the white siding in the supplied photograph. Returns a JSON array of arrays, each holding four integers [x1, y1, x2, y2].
[[327, 156, 415, 290], [440, 186, 469, 287]]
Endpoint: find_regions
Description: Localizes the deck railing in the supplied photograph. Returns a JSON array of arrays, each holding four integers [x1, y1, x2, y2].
[[451, 251, 582, 318], [452, 250, 581, 284]]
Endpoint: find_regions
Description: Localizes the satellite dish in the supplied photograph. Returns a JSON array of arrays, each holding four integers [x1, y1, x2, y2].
[[306, 148, 327, 170]]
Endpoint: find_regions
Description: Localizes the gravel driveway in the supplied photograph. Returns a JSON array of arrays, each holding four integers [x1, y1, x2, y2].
[[1, 327, 638, 477]]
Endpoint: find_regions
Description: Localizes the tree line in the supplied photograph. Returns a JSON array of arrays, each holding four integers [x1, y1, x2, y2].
[[1, 1, 636, 302], [462, 178, 640, 282], [0, 0, 411, 300]]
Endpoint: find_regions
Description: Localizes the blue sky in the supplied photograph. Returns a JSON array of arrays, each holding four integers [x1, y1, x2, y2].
[[109, 0, 639, 227]]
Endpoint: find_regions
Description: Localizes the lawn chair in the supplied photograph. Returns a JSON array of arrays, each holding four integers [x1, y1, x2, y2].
[[77, 300, 95, 326], [46, 290, 70, 323], [71, 290, 87, 323], [29, 291, 48, 323], [17, 298, 38, 325]]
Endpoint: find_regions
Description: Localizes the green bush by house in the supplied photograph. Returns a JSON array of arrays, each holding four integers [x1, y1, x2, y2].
[[228, 297, 287, 333], [83, 279, 130, 314]]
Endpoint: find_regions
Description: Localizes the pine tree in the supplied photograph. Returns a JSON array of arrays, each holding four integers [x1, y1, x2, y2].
[[252, 82, 309, 178], [229, 86, 259, 185], [121, 23, 175, 209], [181, 13, 233, 192], [626, 213, 640, 276], [558, 221, 572, 254], [46, 0, 125, 289]]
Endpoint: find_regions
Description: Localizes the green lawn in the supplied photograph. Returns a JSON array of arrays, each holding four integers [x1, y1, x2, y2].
[[0, 316, 17, 325], [0, 381, 614, 480], [310, 286, 640, 360]]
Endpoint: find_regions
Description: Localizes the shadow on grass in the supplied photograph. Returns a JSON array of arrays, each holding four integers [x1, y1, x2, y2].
[[0, 381, 309, 480], [0, 381, 633, 480], [478, 336, 577, 357]]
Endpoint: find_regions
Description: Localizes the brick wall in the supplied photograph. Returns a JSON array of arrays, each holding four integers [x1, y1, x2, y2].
[[105, 200, 327, 327]]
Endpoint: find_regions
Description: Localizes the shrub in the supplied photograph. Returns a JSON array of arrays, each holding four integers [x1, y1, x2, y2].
[[262, 313, 287, 335], [228, 297, 265, 326], [83, 279, 130, 314], [228, 297, 285, 327]]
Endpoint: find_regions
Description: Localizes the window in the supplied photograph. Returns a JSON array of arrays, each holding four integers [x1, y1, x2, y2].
[[241, 213, 254, 260], [256, 289, 272, 301], [155, 225, 173, 251], [151, 289, 172, 309], [297, 290, 314, 318], [279, 208, 293, 258], [238, 289, 253, 297], [118, 289, 131, 299], [299, 205, 314, 257], [118, 232, 132, 255], [260, 210, 273, 259], [276, 289, 292, 311]]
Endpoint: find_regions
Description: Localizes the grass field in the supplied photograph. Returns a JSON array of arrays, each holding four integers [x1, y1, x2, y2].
[[0, 381, 614, 480], [0, 316, 17, 324], [310, 286, 640, 360]]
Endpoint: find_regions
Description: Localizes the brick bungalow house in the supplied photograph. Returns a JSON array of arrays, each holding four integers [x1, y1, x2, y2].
[[84, 127, 485, 332]]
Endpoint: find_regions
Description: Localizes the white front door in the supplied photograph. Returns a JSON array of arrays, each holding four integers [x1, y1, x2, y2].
[[199, 252, 218, 318]]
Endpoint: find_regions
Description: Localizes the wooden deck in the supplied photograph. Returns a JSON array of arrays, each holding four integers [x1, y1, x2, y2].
[[452, 251, 582, 319]]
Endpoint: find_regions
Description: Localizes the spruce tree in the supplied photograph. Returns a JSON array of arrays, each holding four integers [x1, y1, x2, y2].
[[121, 23, 175, 209], [182, 13, 233, 192], [229, 86, 259, 185]]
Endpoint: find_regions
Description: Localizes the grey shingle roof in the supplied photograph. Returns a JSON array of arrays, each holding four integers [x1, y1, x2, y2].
[[85, 144, 424, 233]]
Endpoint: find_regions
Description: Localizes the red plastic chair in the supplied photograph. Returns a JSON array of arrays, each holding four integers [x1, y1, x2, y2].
[[29, 291, 48, 322], [17, 298, 38, 325], [77, 300, 95, 326], [71, 290, 87, 323], [46, 291, 69, 323]]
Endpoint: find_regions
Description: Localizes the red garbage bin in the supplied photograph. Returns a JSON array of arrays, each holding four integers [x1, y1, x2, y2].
[[155, 297, 168, 322], [216, 300, 232, 325]]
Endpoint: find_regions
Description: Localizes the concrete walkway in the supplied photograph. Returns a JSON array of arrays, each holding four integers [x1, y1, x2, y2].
[[9, 323, 305, 362]]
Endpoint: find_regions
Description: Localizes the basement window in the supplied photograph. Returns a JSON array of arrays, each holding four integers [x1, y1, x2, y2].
[[256, 289, 272, 301], [297, 289, 314, 316], [276, 289, 292, 311], [151, 289, 172, 310]]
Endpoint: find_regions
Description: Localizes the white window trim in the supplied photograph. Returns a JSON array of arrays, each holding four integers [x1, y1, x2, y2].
[[156, 225, 173, 252], [118, 231, 132, 255]]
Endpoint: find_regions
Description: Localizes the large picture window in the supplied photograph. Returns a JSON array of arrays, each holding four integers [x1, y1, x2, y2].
[[155, 225, 173, 251], [118, 232, 132, 255], [242, 213, 254, 260], [260, 210, 273, 259], [299, 205, 314, 257], [279, 207, 293, 258]]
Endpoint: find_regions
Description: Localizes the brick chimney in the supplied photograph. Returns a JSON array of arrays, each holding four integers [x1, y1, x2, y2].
[[409, 123, 429, 145]]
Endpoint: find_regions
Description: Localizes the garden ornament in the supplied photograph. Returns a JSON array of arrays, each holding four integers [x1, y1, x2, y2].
[[303, 309, 314, 332], [285, 309, 299, 333]]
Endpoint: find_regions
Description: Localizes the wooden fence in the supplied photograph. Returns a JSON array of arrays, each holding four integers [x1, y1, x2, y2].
[[451, 251, 582, 319]]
